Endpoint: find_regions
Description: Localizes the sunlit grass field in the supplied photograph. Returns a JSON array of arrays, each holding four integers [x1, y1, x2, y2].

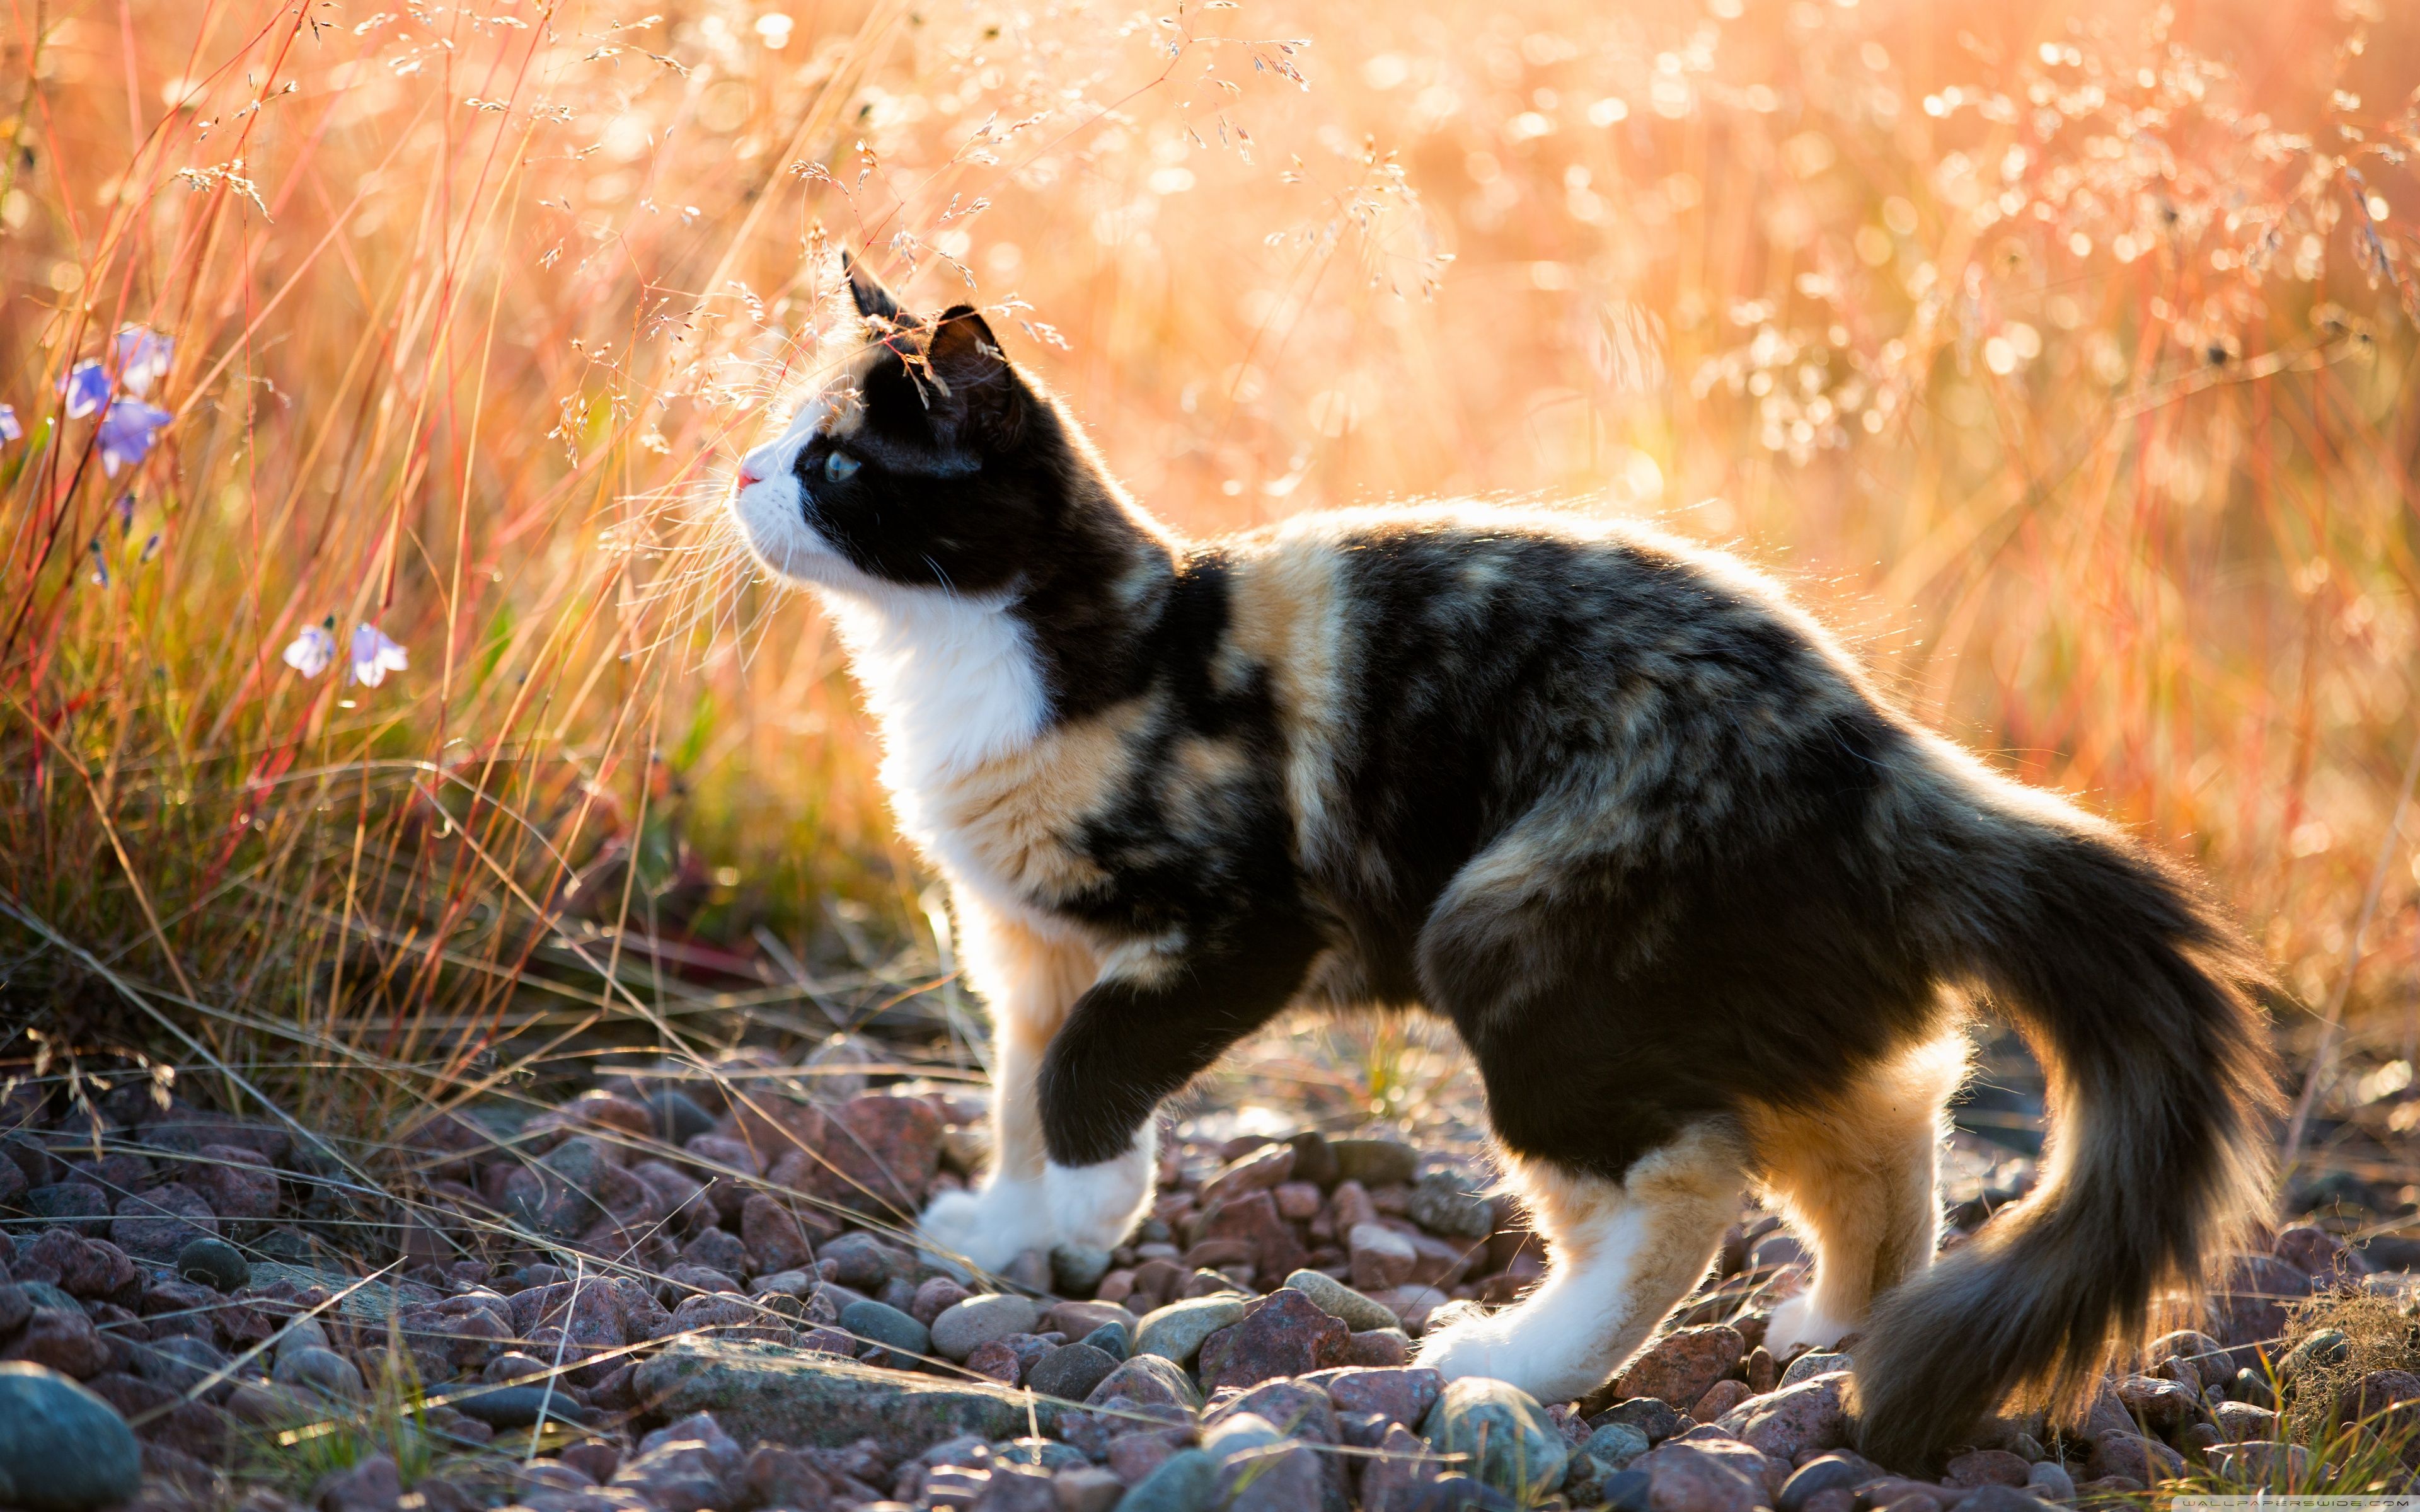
[[4, 0, 2418, 1156]]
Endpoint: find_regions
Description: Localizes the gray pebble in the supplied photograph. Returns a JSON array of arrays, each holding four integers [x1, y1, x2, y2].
[[1115, 1448, 1216, 1512], [1281, 1269, 1398, 1332], [0, 1363, 142, 1512], [1025, 1342, 1119, 1402], [177, 1236, 250, 1292], [840, 1298, 931, 1356]]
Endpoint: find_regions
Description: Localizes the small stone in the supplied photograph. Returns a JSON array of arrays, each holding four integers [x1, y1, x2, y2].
[[1779, 1350, 1853, 1389], [1056, 1464, 1124, 1512], [1199, 1145, 1296, 1210], [1282, 1269, 1399, 1332], [2114, 1373, 2201, 1433], [1080, 1322, 1131, 1361], [2210, 1402, 2278, 1441], [1189, 1190, 1307, 1280], [1344, 1328, 1412, 1366], [1330, 1140, 1419, 1188], [1083, 1353, 1202, 1411], [933, 1293, 1044, 1362], [1406, 1171, 1493, 1239], [841, 1298, 931, 1356], [1134, 1295, 1247, 1366], [1052, 1245, 1115, 1296], [912, 1277, 972, 1326], [177, 1237, 250, 1292], [1946, 1451, 2032, 1489], [1584, 1422, 1651, 1467], [274, 1346, 366, 1401], [973, 1463, 1059, 1512], [797, 1094, 943, 1217], [739, 1192, 818, 1275], [1349, 1223, 1420, 1293], [1197, 1288, 1349, 1390], [188, 1145, 281, 1221], [2024, 1460, 2075, 1504], [1315, 1365, 1443, 1426], [649, 1091, 718, 1145], [1723, 1372, 1851, 1460], [314, 1452, 403, 1512], [964, 1340, 1022, 1386], [1399, 1475, 1521, 1512], [1637, 1439, 1768, 1512], [2085, 1431, 2185, 1485], [109, 1185, 219, 1263], [2203, 1440, 2308, 1486], [1420, 1377, 1569, 1504], [0, 1363, 142, 1512], [450, 1385, 557, 1429], [1116, 1447, 1217, 1512], [1026, 1343, 1119, 1402], [613, 1412, 745, 1512], [1, 1305, 110, 1379], [1357, 1421, 1443, 1512], [1953, 1487, 2060, 1512], [1591, 1397, 1685, 1446], [1695, 1378, 1753, 1420], [1781, 1452, 1868, 1509], [1044, 1299, 1139, 1339], [25, 1184, 113, 1237], [1611, 1324, 1744, 1408], [1004, 1248, 1053, 1293], [819, 1231, 898, 1290]]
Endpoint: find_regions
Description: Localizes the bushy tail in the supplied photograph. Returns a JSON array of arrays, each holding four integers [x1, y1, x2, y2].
[[1853, 781, 2280, 1468]]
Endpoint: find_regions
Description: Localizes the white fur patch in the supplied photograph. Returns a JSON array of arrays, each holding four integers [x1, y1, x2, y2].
[[728, 391, 1050, 831], [1043, 1132, 1158, 1252], [913, 1133, 1156, 1273], [917, 1177, 1056, 1273], [1419, 1200, 1657, 1404], [1764, 1292, 1858, 1356]]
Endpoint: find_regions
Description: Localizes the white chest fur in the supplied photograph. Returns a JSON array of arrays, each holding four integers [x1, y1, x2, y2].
[[818, 583, 1051, 856]]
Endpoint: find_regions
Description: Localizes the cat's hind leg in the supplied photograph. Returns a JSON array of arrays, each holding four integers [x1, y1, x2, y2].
[[1748, 1033, 1965, 1356], [1416, 1130, 1744, 1406]]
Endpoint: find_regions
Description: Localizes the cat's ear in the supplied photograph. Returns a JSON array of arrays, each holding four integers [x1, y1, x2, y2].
[[841, 249, 906, 324], [930, 304, 1025, 450]]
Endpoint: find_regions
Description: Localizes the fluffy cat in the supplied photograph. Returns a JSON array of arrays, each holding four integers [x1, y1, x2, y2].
[[728, 256, 2277, 1463]]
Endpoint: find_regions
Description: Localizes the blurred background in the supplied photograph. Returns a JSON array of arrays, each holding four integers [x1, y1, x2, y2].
[[3, 0, 2417, 1208]]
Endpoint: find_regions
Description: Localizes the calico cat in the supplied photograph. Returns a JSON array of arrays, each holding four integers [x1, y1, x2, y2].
[[728, 256, 2278, 1463]]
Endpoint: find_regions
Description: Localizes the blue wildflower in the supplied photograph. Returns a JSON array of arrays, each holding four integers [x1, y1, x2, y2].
[[116, 494, 135, 536], [282, 619, 337, 677], [88, 536, 110, 587], [114, 326, 174, 396], [140, 532, 162, 563], [63, 361, 109, 419], [97, 399, 172, 477], [349, 624, 410, 686], [0, 404, 20, 444]]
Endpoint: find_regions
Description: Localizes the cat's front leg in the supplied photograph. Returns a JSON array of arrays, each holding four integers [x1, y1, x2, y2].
[[1030, 919, 1326, 1256], [916, 902, 1094, 1271]]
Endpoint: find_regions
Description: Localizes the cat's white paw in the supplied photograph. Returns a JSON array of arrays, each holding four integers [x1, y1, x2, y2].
[[1043, 1143, 1156, 1252], [1415, 1302, 1610, 1406], [916, 1180, 1056, 1272], [1763, 1290, 1857, 1356]]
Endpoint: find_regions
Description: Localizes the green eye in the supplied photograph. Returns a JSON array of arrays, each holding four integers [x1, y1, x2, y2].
[[823, 450, 861, 483]]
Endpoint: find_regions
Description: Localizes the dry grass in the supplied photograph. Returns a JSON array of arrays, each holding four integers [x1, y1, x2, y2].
[[3, 0, 2420, 1164]]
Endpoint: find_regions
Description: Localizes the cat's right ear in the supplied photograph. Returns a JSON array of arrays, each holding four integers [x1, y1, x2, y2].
[[841, 249, 906, 324]]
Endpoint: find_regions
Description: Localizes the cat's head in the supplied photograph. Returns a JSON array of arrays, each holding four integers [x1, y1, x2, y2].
[[730, 256, 1069, 599]]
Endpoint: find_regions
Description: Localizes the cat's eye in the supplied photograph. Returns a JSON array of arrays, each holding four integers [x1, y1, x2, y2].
[[823, 450, 861, 483]]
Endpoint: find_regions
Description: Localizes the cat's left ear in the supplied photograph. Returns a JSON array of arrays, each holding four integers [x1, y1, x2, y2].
[[842, 249, 908, 325], [929, 304, 1025, 450]]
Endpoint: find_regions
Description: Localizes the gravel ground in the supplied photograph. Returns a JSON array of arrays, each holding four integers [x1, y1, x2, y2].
[[4, 1034, 2419, 1512]]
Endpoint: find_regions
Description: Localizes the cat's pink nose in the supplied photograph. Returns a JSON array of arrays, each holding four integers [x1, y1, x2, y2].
[[737, 461, 763, 488]]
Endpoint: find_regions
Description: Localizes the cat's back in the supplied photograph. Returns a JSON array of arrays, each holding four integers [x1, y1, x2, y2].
[[1219, 501, 1892, 915]]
